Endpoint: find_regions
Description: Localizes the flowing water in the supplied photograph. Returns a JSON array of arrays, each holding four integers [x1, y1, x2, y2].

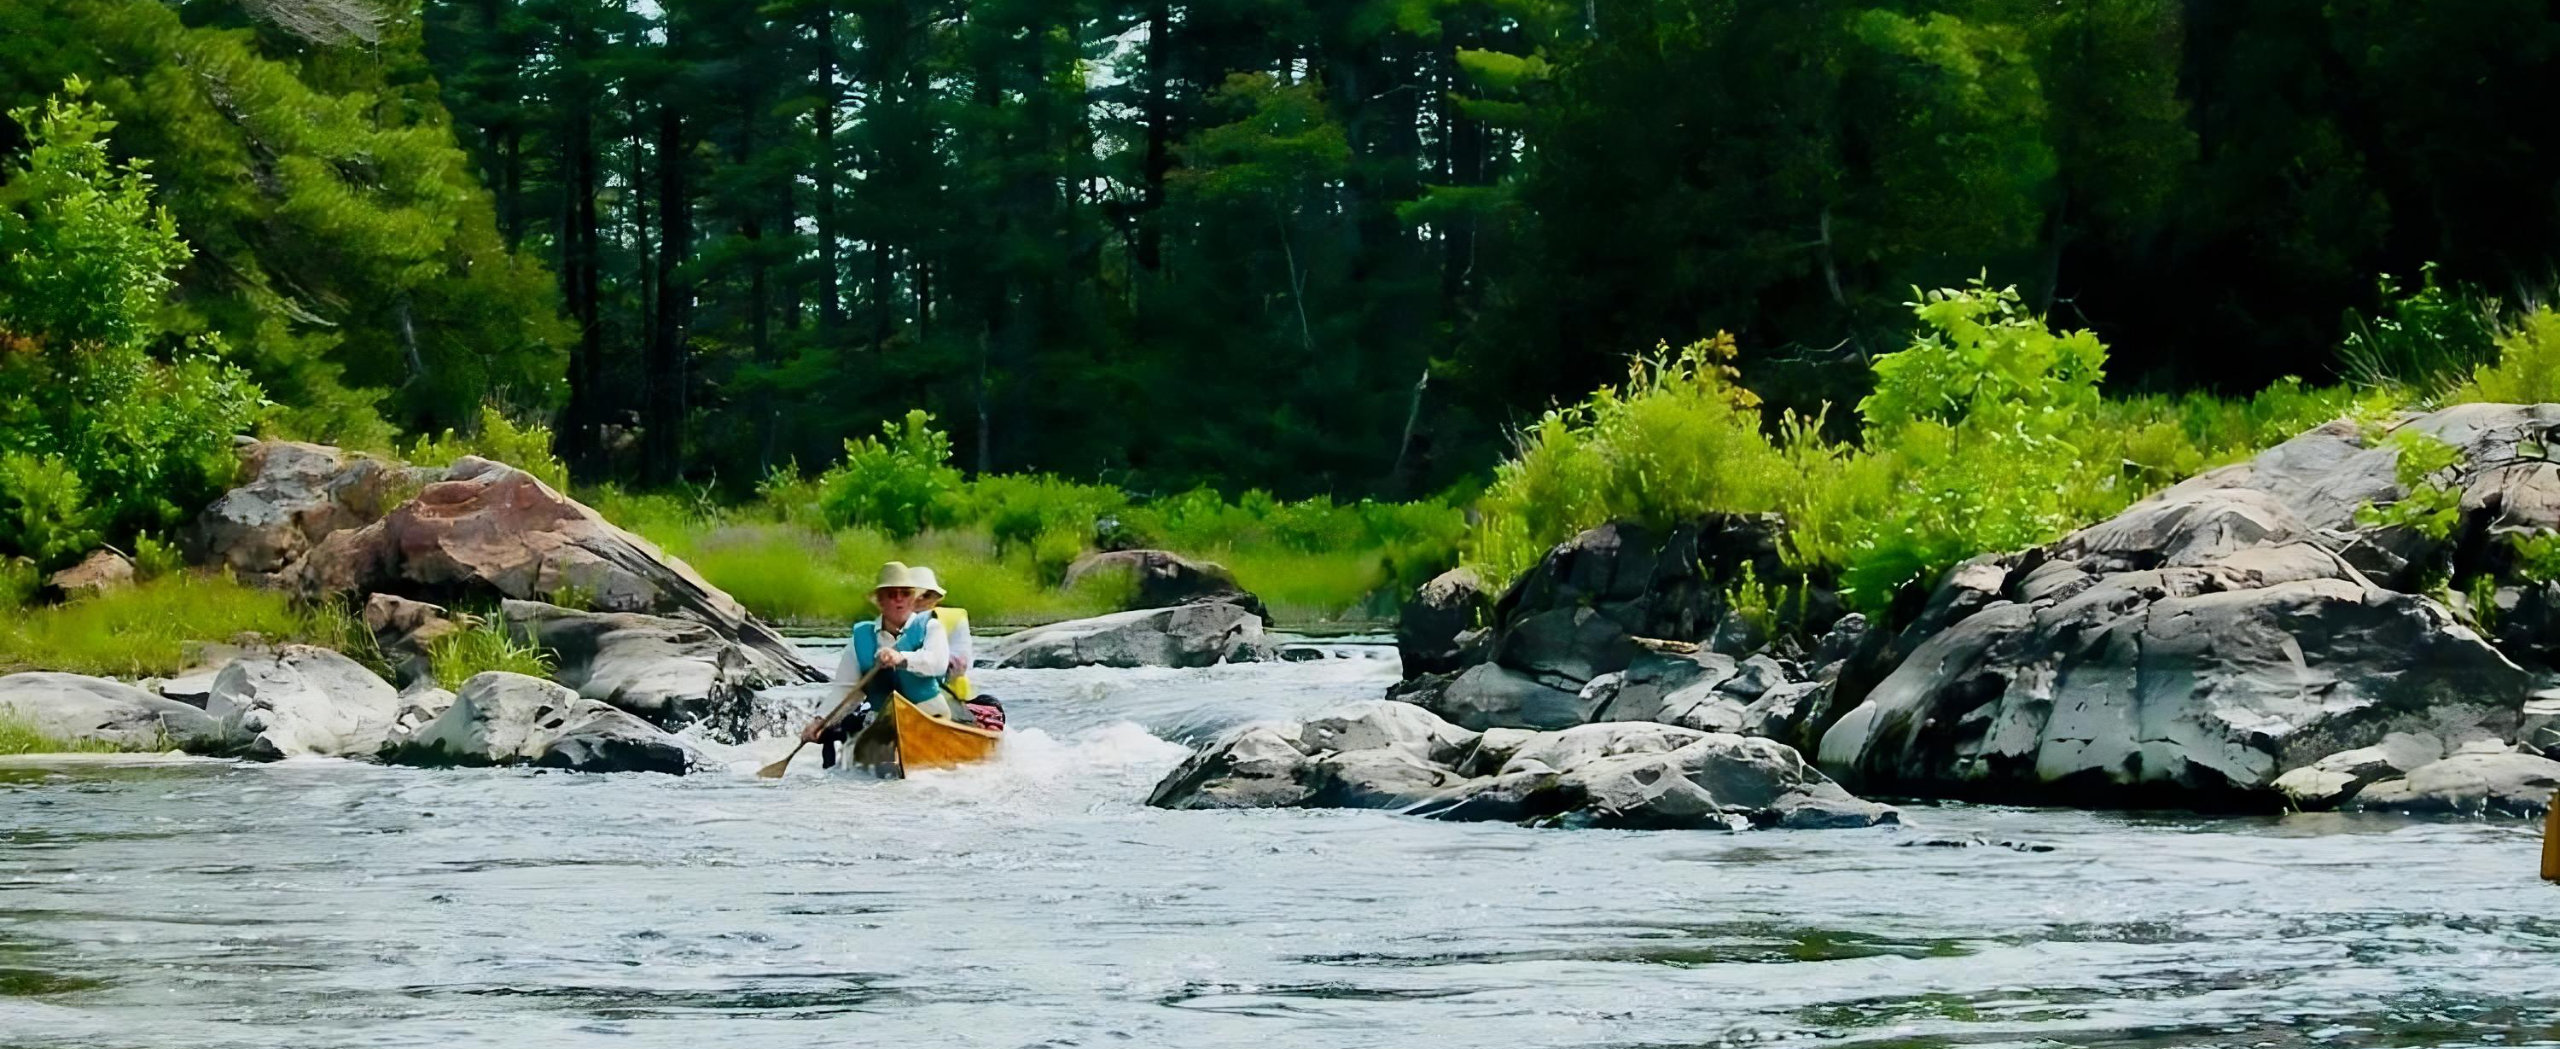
[[4, 640, 2559, 1049]]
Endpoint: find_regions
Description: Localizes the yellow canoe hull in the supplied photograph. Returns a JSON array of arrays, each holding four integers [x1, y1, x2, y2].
[[889, 695, 1002, 771]]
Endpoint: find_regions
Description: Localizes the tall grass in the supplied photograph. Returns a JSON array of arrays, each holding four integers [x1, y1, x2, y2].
[[0, 573, 349, 677], [0, 712, 122, 756], [430, 616, 554, 689]]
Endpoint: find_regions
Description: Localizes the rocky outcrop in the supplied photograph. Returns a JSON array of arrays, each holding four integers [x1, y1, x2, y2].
[[383, 672, 697, 775], [1150, 700, 1897, 830], [202, 646, 403, 760], [1062, 549, 1269, 619], [190, 441, 430, 583], [285, 456, 820, 684], [1818, 405, 2559, 810], [989, 601, 1277, 669], [501, 599, 805, 739], [1396, 567, 1489, 677], [0, 673, 217, 750], [43, 550, 133, 599], [1396, 516, 1839, 737]]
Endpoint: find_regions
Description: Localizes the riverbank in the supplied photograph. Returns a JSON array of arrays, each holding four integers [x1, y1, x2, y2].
[[4, 653, 2555, 1049]]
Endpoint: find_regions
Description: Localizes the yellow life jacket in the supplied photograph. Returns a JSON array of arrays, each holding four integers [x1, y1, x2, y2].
[[935, 606, 976, 700]]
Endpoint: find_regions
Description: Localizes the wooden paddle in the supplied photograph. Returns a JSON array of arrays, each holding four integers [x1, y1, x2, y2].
[[758, 666, 885, 780]]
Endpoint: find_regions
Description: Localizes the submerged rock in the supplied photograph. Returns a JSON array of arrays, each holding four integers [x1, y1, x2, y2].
[[384, 672, 696, 775], [989, 601, 1276, 669], [1149, 700, 1895, 831], [2345, 750, 2560, 817], [203, 646, 402, 760], [0, 673, 217, 750]]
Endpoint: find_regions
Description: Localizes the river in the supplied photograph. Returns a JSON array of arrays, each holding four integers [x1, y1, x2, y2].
[[4, 641, 2558, 1048]]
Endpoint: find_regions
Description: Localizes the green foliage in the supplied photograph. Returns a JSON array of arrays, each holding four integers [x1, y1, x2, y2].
[[1473, 333, 1793, 581], [404, 405, 570, 491], [1721, 562, 1802, 638], [0, 86, 266, 569], [0, 712, 123, 756], [428, 616, 553, 689], [816, 410, 965, 538], [129, 533, 182, 581], [2453, 306, 2560, 406], [0, 573, 322, 677], [2511, 531, 2560, 585], [2353, 431, 2464, 541], [1468, 281, 2376, 616], [0, 558, 40, 611], [2339, 263, 2497, 395]]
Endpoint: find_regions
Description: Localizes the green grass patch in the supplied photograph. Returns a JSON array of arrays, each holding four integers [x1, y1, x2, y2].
[[0, 712, 122, 756], [429, 616, 554, 689], [0, 573, 345, 678]]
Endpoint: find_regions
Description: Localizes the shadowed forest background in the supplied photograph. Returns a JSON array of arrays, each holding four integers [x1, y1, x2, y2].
[[7, 0, 2560, 637]]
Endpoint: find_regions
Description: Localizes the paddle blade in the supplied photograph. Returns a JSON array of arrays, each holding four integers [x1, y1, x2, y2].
[[757, 742, 805, 779]]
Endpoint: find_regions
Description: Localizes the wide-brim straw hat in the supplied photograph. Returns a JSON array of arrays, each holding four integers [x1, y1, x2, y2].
[[872, 561, 921, 592], [910, 566, 945, 597]]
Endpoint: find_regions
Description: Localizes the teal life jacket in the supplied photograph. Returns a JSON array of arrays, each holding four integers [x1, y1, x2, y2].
[[849, 615, 953, 711]]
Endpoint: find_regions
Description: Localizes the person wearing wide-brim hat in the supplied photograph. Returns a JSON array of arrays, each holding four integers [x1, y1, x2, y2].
[[909, 566, 979, 702], [799, 561, 965, 753]]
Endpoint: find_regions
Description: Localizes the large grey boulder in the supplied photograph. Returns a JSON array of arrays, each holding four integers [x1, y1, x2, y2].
[[0, 673, 217, 750], [501, 599, 802, 740], [990, 601, 1276, 669], [1062, 549, 1269, 620], [1397, 567, 1491, 677], [1819, 405, 2560, 810], [1151, 700, 1895, 830], [2345, 750, 2560, 817], [189, 441, 427, 583], [204, 646, 402, 760], [1401, 515, 1846, 740], [384, 672, 696, 775]]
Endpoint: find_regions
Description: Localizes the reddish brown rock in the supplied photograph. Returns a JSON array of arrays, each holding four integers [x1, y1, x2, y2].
[[44, 549, 134, 598], [189, 441, 430, 582], [293, 457, 819, 681], [362, 593, 462, 687]]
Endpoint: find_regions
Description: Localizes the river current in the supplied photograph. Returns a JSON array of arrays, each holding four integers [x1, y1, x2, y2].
[[4, 641, 2558, 1048]]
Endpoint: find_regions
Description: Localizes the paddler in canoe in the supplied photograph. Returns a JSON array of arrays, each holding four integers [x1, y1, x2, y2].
[[766, 561, 1001, 778]]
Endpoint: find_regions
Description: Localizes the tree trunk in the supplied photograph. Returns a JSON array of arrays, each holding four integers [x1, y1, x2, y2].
[[646, 99, 692, 485]]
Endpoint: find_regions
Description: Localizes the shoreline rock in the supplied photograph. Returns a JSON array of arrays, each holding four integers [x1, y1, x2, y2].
[[203, 645, 403, 760], [0, 673, 217, 751], [1150, 699, 1897, 831], [382, 672, 697, 775], [502, 599, 804, 740], [990, 601, 1277, 669]]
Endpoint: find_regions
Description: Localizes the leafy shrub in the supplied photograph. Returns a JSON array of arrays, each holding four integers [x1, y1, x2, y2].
[[130, 533, 183, 580], [0, 558, 40, 612], [1470, 333, 1793, 580], [2512, 530, 2560, 584], [0, 87, 265, 569], [2454, 306, 2560, 406], [404, 405, 571, 491], [2353, 430, 2464, 541], [816, 409, 964, 538], [2337, 263, 2498, 396]]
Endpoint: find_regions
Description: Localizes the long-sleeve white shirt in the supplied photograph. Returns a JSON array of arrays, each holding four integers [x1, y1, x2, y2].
[[831, 613, 952, 682]]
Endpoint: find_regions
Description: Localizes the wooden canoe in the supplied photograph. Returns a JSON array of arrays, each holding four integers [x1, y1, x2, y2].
[[888, 695, 1002, 771]]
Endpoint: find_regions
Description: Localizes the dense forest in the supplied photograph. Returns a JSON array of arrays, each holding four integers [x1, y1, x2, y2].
[[6, 0, 2560, 502]]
